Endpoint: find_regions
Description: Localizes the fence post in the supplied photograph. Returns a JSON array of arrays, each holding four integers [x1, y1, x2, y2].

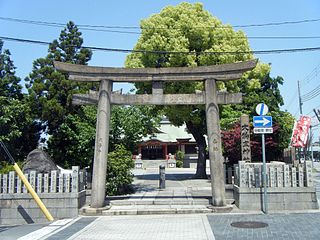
[[50, 170, 57, 193], [72, 166, 80, 193], [22, 174, 28, 193], [292, 167, 297, 187], [43, 173, 49, 193], [65, 174, 71, 192], [8, 171, 15, 194], [58, 173, 63, 193], [304, 161, 313, 187], [30, 171, 36, 190], [37, 173, 43, 193]]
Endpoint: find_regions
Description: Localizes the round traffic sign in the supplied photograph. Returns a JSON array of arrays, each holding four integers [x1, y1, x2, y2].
[[255, 103, 268, 116]]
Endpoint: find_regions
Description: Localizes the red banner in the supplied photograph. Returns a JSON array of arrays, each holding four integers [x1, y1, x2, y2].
[[291, 116, 311, 147]]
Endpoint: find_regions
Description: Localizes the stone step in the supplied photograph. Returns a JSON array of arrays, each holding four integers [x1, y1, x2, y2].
[[100, 204, 233, 216], [109, 198, 235, 206]]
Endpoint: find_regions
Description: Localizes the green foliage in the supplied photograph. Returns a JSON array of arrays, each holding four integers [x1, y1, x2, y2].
[[25, 21, 94, 166], [125, 2, 253, 177], [0, 40, 41, 161], [106, 145, 134, 196], [47, 105, 160, 168], [25, 21, 93, 135], [0, 161, 23, 174], [0, 40, 22, 100], [125, 3, 293, 168], [47, 106, 96, 168], [110, 106, 161, 153], [175, 150, 185, 168]]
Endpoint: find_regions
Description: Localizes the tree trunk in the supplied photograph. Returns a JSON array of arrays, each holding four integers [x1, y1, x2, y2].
[[186, 121, 207, 179]]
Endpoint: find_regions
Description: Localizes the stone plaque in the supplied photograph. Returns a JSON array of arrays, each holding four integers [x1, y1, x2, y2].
[[17, 175, 22, 194], [248, 167, 254, 188], [254, 167, 261, 187], [283, 165, 290, 187], [298, 166, 304, 187], [50, 170, 57, 193], [65, 174, 71, 192], [276, 167, 283, 187], [22, 174, 28, 193], [37, 173, 42, 193], [304, 161, 313, 187], [8, 171, 15, 194], [291, 167, 297, 187], [29, 171, 36, 189], [43, 173, 49, 193], [269, 167, 275, 188], [3, 174, 8, 194], [58, 173, 64, 193]]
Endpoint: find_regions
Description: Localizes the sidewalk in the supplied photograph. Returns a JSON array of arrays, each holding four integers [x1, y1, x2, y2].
[[4, 212, 320, 240]]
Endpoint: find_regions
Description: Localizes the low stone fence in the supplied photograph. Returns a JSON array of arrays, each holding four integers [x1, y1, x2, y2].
[[0, 166, 87, 225], [233, 161, 318, 211]]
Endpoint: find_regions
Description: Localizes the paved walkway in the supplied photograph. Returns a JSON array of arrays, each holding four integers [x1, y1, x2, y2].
[[103, 168, 235, 215], [4, 212, 320, 240]]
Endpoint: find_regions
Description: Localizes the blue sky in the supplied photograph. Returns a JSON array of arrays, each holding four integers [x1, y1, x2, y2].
[[1, 1, 320, 128]]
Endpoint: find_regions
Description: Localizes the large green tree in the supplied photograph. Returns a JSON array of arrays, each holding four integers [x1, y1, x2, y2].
[[0, 40, 41, 161], [125, 2, 293, 178], [25, 21, 93, 166], [26, 21, 92, 135], [125, 2, 253, 178]]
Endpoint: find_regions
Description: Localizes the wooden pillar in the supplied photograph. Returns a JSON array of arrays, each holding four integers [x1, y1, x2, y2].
[[205, 79, 226, 207], [91, 79, 112, 208]]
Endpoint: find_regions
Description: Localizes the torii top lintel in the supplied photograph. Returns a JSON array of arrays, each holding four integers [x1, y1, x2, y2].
[[53, 59, 257, 82]]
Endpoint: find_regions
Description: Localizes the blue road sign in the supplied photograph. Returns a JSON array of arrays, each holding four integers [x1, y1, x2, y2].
[[253, 116, 272, 128], [255, 103, 269, 116]]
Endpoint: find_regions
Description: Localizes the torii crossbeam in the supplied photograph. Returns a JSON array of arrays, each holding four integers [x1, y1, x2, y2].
[[54, 59, 257, 209]]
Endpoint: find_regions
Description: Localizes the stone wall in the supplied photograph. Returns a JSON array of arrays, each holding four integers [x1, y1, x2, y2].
[[233, 161, 318, 211], [0, 166, 87, 225]]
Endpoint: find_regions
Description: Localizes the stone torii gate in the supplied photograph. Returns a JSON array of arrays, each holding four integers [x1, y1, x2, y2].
[[54, 59, 257, 209]]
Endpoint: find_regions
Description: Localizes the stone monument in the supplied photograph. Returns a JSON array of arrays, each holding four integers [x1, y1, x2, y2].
[[23, 149, 59, 174]]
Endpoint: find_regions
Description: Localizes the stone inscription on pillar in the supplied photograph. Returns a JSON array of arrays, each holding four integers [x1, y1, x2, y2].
[[240, 114, 251, 162]]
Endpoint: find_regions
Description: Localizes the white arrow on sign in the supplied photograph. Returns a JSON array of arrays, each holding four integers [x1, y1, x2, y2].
[[255, 117, 271, 126]]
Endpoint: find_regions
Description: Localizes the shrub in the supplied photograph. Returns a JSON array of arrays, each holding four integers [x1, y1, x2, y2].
[[175, 150, 185, 168], [106, 145, 135, 196]]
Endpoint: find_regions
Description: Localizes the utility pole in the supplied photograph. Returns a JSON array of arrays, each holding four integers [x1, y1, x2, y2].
[[314, 109, 320, 122], [298, 81, 303, 115]]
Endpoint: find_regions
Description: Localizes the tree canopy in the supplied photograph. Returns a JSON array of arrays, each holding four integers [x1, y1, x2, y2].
[[0, 40, 41, 161], [25, 21, 93, 136], [125, 2, 294, 177]]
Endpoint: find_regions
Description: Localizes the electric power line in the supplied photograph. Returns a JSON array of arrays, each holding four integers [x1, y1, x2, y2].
[[300, 63, 320, 87], [2, 36, 320, 55], [1, 16, 320, 30], [301, 84, 320, 102], [1, 16, 320, 37]]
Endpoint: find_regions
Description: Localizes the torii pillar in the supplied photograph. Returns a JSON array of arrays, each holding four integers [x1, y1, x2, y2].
[[54, 59, 257, 209]]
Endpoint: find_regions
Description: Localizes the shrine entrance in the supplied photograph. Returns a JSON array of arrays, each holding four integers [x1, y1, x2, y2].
[[54, 59, 257, 209]]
